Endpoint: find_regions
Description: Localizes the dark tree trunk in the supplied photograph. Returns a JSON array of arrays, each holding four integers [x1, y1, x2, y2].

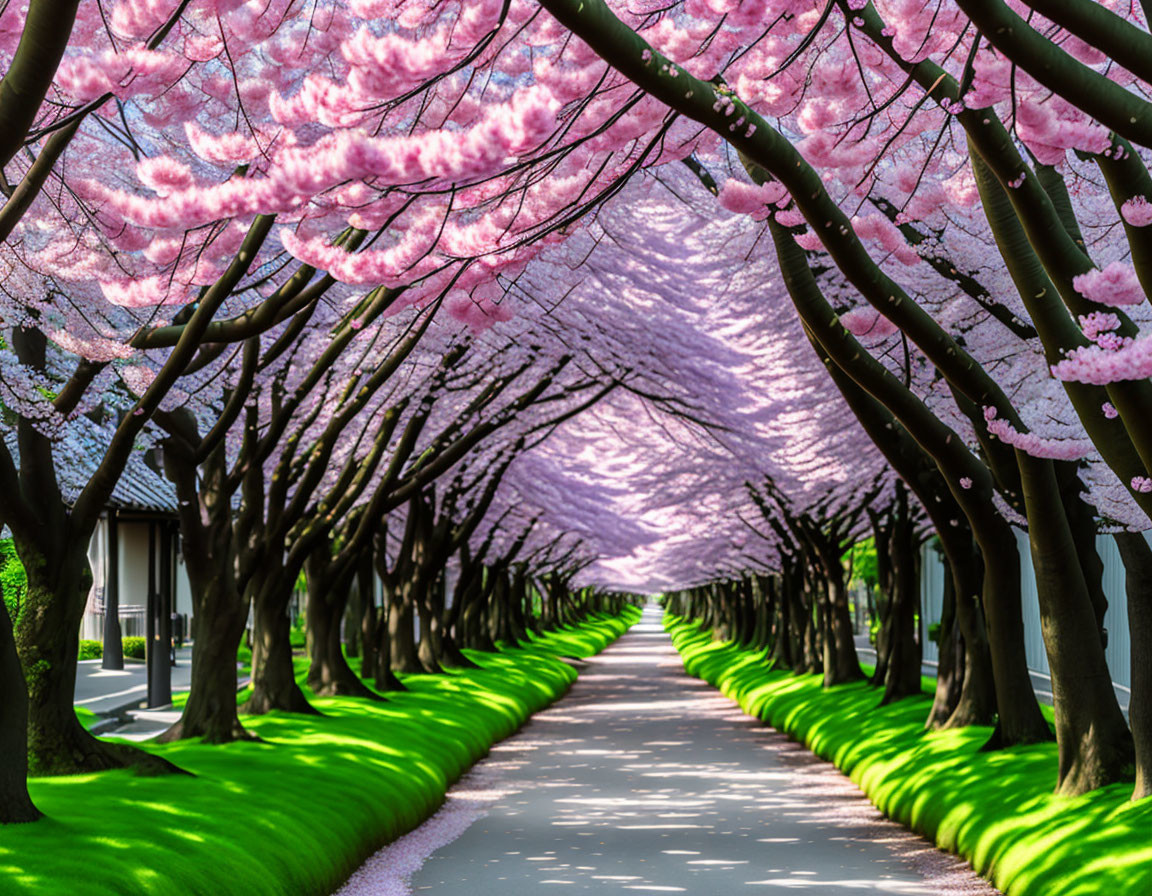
[[944, 551, 997, 729], [797, 574, 821, 675], [243, 576, 318, 716], [926, 546, 963, 728], [506, 571, 531, 644], [159, 578, 252, 742], [0, 599, 39, 823], [753, 577, 772, 650], [304, 553, 381, 700], [414, 590, 445, 675], [820, 558, 864, 687], [439, 578, 480, 669], [358, 556, 379, 680], [925, 532, 999, 730], [159, 442, 254, 743], [1061, 468, 1109, 641], [460, 573, 497, 652], [977, 529, 1051, 748], [344, 578, 362, 660], [16, 538, 180, 776], [1019, 455, 1132, 794], [768, 574, 793, 668], [1114, 531, 1152, 800], [389, 588, 424, 675], [371, 599, 406, 692], [881, 491, 922, 704]]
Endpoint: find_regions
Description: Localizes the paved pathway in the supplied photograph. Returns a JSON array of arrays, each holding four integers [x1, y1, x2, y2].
[[74, 646, 194, 715], [75, 647, 251, 740], [337, 606, 998, 895]]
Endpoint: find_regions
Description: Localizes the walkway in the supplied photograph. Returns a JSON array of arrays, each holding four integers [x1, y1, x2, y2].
[[337, 606, 999, 895], [75, 647, 251, 740]]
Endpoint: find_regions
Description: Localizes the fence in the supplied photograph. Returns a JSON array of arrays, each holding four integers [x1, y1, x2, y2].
[[920, 531, 1139, 692], [79, 605, 147, 642]]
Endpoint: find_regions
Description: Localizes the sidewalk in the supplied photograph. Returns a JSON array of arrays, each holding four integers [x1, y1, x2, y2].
[[74, 645, 250, 740], [74, 645, 195, 714]]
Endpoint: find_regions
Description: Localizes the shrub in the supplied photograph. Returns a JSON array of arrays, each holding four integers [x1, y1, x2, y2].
[[79, 640, 103, 660], [122, 636, 147, 660], [0, 538, 27, 622]]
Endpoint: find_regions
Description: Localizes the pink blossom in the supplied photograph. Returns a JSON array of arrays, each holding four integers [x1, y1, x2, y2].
[[718, 179, 788, 219], [850, 213, 920, 266], [137, 157, 194, 196], [1079, 312, 1121, 341], [1072, 262, 1145, 308], [1052, 334, 1152, 384], [839, 307, 899, 339], [1121, 196, 1152, 227], [983, 407, 1093, 460]]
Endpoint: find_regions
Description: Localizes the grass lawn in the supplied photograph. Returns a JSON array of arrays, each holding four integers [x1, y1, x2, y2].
[[4, 608, 641, 896], [667, 614, 1152, 896]]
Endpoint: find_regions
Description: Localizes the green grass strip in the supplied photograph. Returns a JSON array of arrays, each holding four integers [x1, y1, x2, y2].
[[5, 607, 641, 896], [665, 614, 1152, 896]]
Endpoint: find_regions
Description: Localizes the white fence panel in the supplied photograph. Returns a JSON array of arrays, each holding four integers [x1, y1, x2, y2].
[[920, 542, 946, 666], [1098, 534, 1131, 691], [917, 529, 1142, 692]]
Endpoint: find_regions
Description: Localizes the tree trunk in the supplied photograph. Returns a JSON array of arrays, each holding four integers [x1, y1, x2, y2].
[[1019, 455, 1132, 794], [1114, 531, 1152, 800], [821, 562, 864, 687], [933, 538, 998, 729], [371, 598, 406, 692], [797, 575, 821, 675], [305, 555, 381, 700], [16, 537, 181, 775], [439, 578, 480, 669], [0, 599, 39, 823], [506, 571, 531, 644], [243, 577, 318, 715], [159, 576, 253, 743], [881, 495, 922, 704], [970, 519, 1052, 749], [768, 574, 793, 668], [389, 586, 424, 675], [158, 441, 255, 743], [344, 578, 362, 660], [358, 557, 378, 680], [414, 592, 444, 675], [460, 574, 497, 652], [926, 556, 962, 727]]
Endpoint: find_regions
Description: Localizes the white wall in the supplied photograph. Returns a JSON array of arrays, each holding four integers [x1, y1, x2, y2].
[[81, 515, 193, 642]]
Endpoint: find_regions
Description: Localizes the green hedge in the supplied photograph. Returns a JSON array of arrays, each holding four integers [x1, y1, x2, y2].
[[78, 638, 149, 661], [5, 607, 641, 895], [122, 636, 146, 660], [1, 537, 27, 622], [666, 614, 1152, 896]]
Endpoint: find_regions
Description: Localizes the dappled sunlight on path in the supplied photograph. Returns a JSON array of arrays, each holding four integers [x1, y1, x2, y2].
[[336, 607, 999, 895]]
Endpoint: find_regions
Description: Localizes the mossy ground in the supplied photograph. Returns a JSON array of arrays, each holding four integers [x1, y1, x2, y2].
[[666, 614, 1152, 896], [4, 608, 640, 896]]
